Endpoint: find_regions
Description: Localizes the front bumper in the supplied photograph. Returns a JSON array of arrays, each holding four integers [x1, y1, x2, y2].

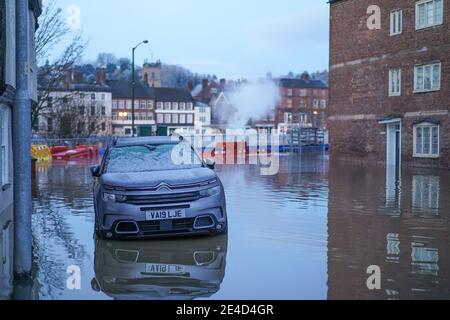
[[95, 192, 227, 240]]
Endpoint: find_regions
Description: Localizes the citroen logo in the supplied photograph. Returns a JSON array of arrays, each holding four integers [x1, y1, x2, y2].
[[157, 183, 171, 192]]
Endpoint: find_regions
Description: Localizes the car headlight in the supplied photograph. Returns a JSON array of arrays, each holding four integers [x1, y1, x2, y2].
[[200, 185, 222, 197], [102, 193, 127, 202]]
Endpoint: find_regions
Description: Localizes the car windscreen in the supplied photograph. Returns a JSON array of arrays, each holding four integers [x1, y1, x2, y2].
[[106, 143, 203, 173]]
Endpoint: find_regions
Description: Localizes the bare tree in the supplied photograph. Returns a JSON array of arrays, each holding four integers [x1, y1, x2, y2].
[[43, 96, 108, 139], [33, 2, 87, 130]]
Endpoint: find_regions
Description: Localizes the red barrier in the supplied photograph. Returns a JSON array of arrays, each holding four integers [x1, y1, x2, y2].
[[51, 145, 99, 160]]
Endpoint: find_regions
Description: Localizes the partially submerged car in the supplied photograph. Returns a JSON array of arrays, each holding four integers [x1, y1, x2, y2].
[[91, 136, 227, 239]]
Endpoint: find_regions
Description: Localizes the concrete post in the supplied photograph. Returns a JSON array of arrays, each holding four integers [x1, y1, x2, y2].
[[13, 0, 32, 278]]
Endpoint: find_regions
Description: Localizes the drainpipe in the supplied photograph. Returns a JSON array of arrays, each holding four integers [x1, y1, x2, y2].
[[13, 0, 32, 278]]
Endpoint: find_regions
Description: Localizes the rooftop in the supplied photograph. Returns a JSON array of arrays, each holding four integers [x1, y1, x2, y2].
[[154, 87, 195, 103], [40, 83, 112, 93], [277, 78, 328, 89], [107, 80, 156, 99]]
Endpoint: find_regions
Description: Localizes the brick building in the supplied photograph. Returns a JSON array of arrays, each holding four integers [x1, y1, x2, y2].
[[108, 80, 156, 136], [276, 75, 328, 133], [154, 87, 196, 136], [329, 0, 450, 169]]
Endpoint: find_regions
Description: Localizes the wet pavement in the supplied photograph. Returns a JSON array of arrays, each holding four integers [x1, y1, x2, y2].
[[29, 154, 450, 300]]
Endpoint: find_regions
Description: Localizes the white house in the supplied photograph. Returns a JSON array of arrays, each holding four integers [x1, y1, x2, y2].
[[37, 83, 113, 137]]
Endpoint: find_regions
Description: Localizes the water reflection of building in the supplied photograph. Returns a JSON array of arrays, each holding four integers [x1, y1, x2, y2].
[[92, 236, 228, 300], [328, 162, 450, 300]]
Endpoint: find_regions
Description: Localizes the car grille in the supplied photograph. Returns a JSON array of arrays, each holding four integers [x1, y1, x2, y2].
[[139, 218, 195, 234], [125, 192, 202, 205]]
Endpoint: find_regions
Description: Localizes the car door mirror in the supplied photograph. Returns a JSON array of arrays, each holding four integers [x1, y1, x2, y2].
[[91, 165, 101, 177], [204, 158, 216, 170]]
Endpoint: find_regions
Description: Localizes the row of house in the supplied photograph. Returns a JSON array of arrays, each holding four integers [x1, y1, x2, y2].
[[329, 0, 449, 170], [0, 0, 42, 298], [36, 63, 329, 138], [189, 73, 329, 133], [35, 65, 211, 138]]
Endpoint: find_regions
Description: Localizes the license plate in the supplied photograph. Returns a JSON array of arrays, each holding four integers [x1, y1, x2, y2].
[[145, 263, 186, 275], [145, 208, 186, 221]]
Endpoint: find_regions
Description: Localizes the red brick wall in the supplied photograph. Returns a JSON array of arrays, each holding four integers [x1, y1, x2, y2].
[[276, 87, 329, 128], [329, 0, 450, 168]]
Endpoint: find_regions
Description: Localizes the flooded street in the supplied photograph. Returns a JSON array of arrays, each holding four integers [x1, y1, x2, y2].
[[29, 154, 450, 300]]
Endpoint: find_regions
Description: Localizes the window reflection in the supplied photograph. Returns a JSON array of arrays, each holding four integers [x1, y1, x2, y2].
[[411, 242, 439, 277], [412, 176, 440, 214], [386, 233, 400, 263]]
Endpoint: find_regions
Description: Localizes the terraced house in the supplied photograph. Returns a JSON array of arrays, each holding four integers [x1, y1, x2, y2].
[[0, 0, 42, 298], [329, 0, 450, 169]]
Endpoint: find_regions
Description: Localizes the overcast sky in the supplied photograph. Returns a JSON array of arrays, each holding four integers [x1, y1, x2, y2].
[[52, 0, 330, 79]]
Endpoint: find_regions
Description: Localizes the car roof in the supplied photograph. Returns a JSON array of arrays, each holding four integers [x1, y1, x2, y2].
[[113, 136, 183, 147]]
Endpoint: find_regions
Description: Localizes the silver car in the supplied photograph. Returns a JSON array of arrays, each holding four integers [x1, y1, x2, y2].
[[91, 136, 227, 240]]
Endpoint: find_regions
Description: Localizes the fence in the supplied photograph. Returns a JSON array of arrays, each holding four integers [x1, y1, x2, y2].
[[31, 130, 329, 154], [31, 137, 112, 148]]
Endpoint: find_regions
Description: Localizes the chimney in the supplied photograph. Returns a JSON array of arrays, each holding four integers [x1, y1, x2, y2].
[[187, 80, 194, 92], [202, 79, 209, 89], [73, 69, 83, 84], [95, 68, 106, 85], [219, 78, 226, 89], [300, 72, 310, 81]]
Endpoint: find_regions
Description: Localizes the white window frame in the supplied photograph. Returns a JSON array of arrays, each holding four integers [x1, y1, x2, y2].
[[416, 0, 444, 30], [157, 114, 163, 123], [390, 9, 403, 35], [187, 114, 194, 124], [286, 99, 293, 108], [299, 112, 308, 124], [389, 68, 402, 96], [413, 122, 440, 158], [414, 62, 441, 93], [1, 108, 10, 186], [412, 175, 440, 210], [313, 99, 319, 109], [284, 112, 292, 124]]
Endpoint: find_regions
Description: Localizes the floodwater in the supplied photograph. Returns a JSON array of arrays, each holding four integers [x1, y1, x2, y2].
[[26, 154, 450, 300]]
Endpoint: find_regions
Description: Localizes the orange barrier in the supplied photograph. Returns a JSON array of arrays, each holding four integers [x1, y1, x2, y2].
[[31, 145, 52, 161]]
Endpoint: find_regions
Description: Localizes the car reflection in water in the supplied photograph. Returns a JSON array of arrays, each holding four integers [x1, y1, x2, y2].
[[91, 235, 228, 300]]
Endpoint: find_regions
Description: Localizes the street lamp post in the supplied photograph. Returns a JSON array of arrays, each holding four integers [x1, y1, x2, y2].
[[131, 40, 149, 137]]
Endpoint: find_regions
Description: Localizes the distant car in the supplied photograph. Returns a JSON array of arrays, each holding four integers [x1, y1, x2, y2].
[[91, 136, 227, 240]]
